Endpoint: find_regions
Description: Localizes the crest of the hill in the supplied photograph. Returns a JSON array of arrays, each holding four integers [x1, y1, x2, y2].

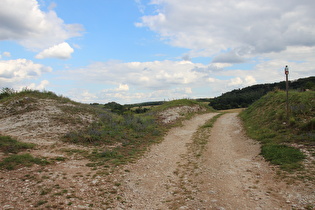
[[0, 90, 97, 146]]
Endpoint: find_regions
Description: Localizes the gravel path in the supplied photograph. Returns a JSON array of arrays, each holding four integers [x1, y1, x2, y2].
[[119, 113, 218, 209], [117, 112, 294, 209]]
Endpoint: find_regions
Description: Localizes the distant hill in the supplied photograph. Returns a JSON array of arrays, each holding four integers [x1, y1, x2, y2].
[[209, 76, 315, 110]]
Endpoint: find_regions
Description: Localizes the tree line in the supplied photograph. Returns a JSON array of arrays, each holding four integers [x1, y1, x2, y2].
[[208, 76, 315, 110]]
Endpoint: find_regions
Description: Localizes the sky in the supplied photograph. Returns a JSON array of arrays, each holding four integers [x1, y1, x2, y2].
[[0, 0, 315, 104]]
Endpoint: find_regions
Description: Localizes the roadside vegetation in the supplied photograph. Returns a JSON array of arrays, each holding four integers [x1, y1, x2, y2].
[[64, 99, 212, 167], [240, 90, 315, 171], [0, 88, 213, 170]]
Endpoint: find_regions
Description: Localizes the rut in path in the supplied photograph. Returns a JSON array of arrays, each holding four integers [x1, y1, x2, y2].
[[117, 112, 292, 209]]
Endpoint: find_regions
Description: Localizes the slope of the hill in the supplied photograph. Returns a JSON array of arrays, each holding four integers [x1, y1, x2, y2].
[[240, 90, 315, 204], [209, 76, 315, 110], [0, 92, 96, 146]]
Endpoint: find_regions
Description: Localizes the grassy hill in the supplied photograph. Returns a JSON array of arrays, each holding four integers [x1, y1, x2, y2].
[[209, 76, 315, 110], [240, 90, 315, 171]]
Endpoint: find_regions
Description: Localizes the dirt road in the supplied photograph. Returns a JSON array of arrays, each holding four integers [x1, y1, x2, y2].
[[117, 112, 293, 209]]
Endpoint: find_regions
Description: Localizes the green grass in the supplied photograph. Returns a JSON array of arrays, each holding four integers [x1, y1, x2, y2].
[[0, 153, 49, 170], [0, 88, 72, 103], [240, 90, 315, 171], [201, 113, 224, 128], [261, 144, 305, 170], [0, 135, 49, 170], [152, 99, 213, 113], [0, 135, 35, 154]]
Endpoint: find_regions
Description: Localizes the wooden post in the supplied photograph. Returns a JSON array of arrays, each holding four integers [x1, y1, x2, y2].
[[285, 65, 289, 121]]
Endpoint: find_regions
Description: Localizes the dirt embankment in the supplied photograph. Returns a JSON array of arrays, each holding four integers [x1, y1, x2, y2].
[[0, 97, 94, 146]]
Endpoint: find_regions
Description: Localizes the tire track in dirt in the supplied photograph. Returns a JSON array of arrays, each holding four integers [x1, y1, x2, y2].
[[116, 112, 296, 209], [180, 113, 292, 209], [118, 113, 218, 209]]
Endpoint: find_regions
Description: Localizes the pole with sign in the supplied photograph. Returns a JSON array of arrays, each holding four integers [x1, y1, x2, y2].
[[285, 65, 289, 121]]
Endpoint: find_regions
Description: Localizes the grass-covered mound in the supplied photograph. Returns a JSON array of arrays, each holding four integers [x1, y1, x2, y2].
[[240, 90, 315, 170], [0, 88, 72, 103]]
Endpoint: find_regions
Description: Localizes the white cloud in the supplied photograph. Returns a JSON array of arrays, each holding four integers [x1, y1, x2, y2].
[[138, 0, 315, 58], [57, 56, 314, 103], [2, 52, 11, 57], [116, 84, 129, 91], [135, 0, 146, 14], [65, 89, 98, 103], [185, 87, 192, 94], [228, 76, 256, 87], [28, 80, 50, 90], [35, 42, 74, 59], [212, 50, 246, 64], [0, 59, 52, 88], [0, 0, 83, 50], [228, 77, 243, 87], [97, 88, 195, 104], [67, 60, 204, 90]]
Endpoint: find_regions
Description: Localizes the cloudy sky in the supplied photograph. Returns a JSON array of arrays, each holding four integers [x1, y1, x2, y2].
[[1, 0, 314, 104]]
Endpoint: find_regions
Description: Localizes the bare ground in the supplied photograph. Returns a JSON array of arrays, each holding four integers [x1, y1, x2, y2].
[[0, 103, 314, 209]]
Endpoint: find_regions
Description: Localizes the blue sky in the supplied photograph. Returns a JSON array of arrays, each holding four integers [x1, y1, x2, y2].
[[1, 0, 315, 104]]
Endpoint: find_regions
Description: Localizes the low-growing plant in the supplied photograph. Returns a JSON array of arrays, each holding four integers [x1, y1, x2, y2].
[[201, 113, 224, 128], [0, 153, 49, 170], [0, 88, 72, 103], [34, 200, 48, 207], [261, 144, 305, 170], [0, 135, 35, 154]]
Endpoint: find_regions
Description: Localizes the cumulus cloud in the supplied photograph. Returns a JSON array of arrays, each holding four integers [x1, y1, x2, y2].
[[57, 54, 315, 103], [228, 76, 256, 87], [0, 59, 52, 87], [213, 50, 246, 64], [0, 0, 83, 50], [68, 60, 205, 90], [35, 42, 74, 59], [137, 0, 315, 58], [97, 87, 194, 104], [116, 84, 129, 91], [28, 80, 50, 90], [1, 52, 11, 58]]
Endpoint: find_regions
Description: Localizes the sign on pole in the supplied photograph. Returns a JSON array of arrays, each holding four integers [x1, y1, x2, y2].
[[285, 65, 289, 121]]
